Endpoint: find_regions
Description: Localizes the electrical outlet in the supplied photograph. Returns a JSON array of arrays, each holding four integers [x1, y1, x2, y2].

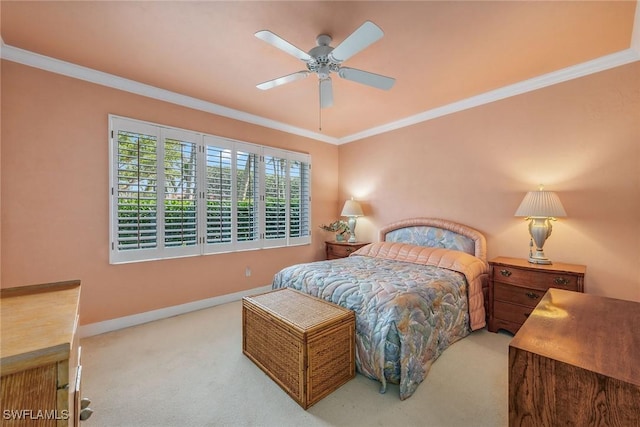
[[245, 267, 252, 277]]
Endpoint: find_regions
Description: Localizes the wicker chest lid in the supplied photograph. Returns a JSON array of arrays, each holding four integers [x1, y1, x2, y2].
[[244, 288, 353, 334]]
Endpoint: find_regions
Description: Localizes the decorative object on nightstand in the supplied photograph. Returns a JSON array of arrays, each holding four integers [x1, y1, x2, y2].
[[319, 220, 350, 242], [488, 256, 585, 335], [341, 198, 364, 243], [325, 241, 369, 260], [514, 185, 566, 265]]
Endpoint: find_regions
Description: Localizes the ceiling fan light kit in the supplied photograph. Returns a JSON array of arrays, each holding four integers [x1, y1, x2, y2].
[[255, 21, 395, 110]]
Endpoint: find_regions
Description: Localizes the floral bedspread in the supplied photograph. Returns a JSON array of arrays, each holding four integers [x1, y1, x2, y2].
[[272, 245, 478, 400]]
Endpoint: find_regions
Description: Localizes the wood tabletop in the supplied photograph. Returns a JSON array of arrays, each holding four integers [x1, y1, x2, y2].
[[1, 280, 80, 376], [490, 256, 586, 275], [510, 288, 640, 386]]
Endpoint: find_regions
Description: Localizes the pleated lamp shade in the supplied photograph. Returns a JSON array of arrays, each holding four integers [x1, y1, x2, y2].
[[515, 189, 567, 218]]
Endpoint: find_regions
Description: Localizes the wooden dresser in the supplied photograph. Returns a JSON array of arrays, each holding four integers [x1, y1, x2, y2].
[[488, 256, 585, 335], [325, 241, 369, 260], [509, 288, 640, 426], [1, 280, 92, 426]]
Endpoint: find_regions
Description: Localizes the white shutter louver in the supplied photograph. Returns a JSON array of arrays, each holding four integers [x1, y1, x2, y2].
[[289, 160, 311, 241], [236, 149, 260, 245], [116, 130, 158, 252], [205, 145, 233, 245], [164, 138, 198, 248], [264, 154, 287, 245]]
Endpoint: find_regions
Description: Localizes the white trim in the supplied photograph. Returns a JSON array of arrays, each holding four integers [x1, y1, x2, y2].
[[0, 43, 338, 145], [338, 48, 640, 144], [1, 42, 639, 146], [78, 284, 272, 338], [631, 0, 640, 55]]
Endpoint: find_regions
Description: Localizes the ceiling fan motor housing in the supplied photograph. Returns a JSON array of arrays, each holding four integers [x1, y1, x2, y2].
[[307, 35, 339, 79]]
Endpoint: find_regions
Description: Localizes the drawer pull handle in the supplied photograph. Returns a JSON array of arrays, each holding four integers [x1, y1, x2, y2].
[[554, 277, 570, 286], [525, 292, 539, 299], [346, 248, 353, 253], [499, 269, 512, 277], [80, 408, 93, 421], [81, 398, 91, 410]]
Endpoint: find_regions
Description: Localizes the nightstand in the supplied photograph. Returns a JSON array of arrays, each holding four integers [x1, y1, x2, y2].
[[488, 256, 586, 335], [325, 241, 370, 260]]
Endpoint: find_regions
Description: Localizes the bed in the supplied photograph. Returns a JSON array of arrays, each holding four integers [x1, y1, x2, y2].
[[272, 218, 488, 400]]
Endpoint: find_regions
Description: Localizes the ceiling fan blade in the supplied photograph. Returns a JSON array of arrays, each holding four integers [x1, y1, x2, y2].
[[338, 67, 395, 90], [319, 78, 333, 109], [257, 71, 310, 90], [255, 30, 312, 62], [329, 21, 384, 63]]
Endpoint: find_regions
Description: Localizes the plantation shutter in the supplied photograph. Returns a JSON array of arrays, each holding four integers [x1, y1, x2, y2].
[[288, 154, 311, 245], [110, 115, 312, 263], [263, 150, 288, 247], [162, 129, 200, 257], [235, 142, 261, 250], [111, 119, 161, 263], [203, 136, 234, 253]]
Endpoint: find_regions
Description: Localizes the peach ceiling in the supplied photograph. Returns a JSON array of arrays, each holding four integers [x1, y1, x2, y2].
[[1, 1, 639, 143]]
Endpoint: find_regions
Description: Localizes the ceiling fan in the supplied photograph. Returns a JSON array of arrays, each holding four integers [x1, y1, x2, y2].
[[255, 21, 395, 109]]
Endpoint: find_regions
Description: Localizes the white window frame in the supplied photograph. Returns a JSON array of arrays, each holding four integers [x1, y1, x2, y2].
[[109, 115, 311, 264]]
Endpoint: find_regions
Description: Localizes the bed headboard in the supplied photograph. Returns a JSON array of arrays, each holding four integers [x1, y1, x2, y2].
[[379, 218, 487, 263]]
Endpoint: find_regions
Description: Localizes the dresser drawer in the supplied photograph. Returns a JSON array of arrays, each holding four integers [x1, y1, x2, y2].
[[494, 282, 545, 308], [494, 301, 534, 325], [493, 266, 580, 291]]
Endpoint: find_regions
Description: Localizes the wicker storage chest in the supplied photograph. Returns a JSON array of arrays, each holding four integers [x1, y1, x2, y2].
[[242, 288, 355, 409]]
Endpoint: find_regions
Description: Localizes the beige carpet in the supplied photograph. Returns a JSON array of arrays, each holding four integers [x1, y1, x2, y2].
[[80, 300, 512, 427]]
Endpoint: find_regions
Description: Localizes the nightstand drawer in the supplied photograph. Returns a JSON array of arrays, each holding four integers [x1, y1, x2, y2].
[[488, 257, 586, 335], [325, 241, 369, 260], [494, 282, 545, 308], [493, 266, 580, 291], [494, 301, 534, 325], [327, 244, 357, 258]]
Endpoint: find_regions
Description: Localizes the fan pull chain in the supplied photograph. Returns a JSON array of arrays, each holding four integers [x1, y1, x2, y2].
[[318, 80, 322, 132]]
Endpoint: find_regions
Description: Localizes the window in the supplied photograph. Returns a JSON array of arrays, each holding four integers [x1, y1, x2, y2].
[[110, 116, 311, 264]]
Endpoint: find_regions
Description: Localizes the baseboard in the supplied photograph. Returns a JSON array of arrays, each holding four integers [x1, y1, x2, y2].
[[78, 285, 272, 338]]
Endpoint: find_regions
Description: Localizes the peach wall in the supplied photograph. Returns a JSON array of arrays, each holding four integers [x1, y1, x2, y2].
[[0, 61, 339, 324], [339, 61, 640, 302]]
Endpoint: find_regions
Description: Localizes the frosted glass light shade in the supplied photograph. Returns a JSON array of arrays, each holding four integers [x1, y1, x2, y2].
[[515, 190, 567, 218]]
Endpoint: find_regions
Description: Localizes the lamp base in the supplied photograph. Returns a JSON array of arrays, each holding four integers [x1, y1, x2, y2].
[[528, 256, 552, 265], [347, 217, 357, 243], [528, 248, 552, 264], [526, 219, 554, 265]]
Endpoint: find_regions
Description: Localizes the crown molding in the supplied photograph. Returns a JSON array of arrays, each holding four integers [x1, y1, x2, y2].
[[338, 48, 640, 144], [1, 42, 638, 146], [0, 43, 340, 145], [632, 0, 640, 55]]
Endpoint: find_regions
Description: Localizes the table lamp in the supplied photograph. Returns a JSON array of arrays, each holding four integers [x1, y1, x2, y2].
[[514, 185, 567, 265], [341, 198, 364, 243]]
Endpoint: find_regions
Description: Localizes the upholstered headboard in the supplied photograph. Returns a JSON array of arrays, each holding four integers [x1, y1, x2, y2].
[[379, 218, 487, 264]]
